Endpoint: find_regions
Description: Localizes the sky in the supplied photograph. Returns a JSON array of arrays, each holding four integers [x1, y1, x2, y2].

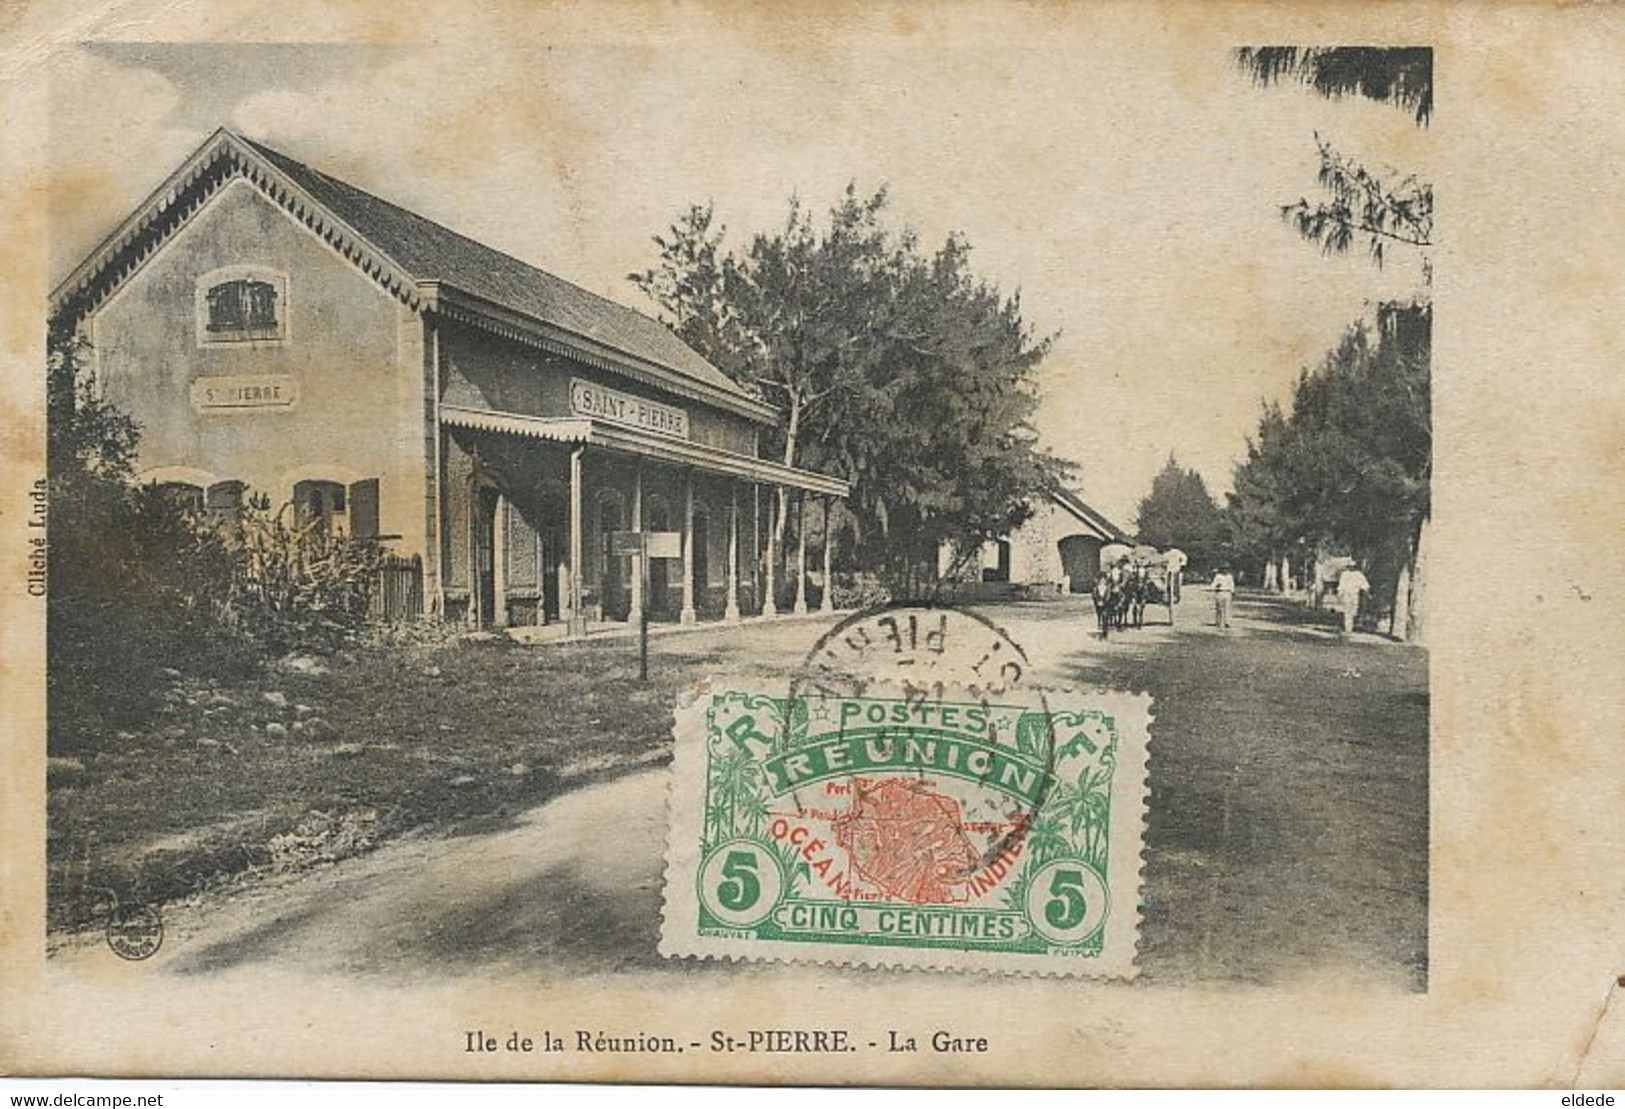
[[47, 7, 1431, 528]]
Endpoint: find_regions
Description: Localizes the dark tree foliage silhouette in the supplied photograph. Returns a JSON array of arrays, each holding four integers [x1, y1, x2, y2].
[[1134, 455, 1229, 575], [1235, 47, 1434, 278], [1234, 47, 1432, 125], [632, 186, 1068, 593], [1226, 303, 1431, 632]]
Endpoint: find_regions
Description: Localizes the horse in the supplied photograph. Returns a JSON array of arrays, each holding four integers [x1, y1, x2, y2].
[[1123, 567, 1148, 630], [1092, 567, 1139, 637], [1090, 573, 1116, 638]]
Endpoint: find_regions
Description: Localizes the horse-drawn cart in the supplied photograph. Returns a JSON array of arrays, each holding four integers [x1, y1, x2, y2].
[[1089, 544, 1175, 638]]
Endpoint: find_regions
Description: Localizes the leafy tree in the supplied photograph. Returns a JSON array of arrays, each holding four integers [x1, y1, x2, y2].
[[827, 232, 1067, 588], [633, 190, 893, 589], [1236, 47, 1434, 283], [627, 202, 748, 379], [1233, 46, 1434, 639], [47, 324, 139, 488], [1225, 401, 1295, 565], [1134, 455, 1228, 574], [1226, 302, 1430, 627], [633, 187, 1067, 593]]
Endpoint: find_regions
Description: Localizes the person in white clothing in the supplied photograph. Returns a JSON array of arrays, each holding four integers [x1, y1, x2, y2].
[[1336, 563, 1371, 635], [1164, 548, 1188, 603], [1209, 565, 1235, 630]]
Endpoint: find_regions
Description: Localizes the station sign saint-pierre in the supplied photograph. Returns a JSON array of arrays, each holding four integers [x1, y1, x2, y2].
[[570, 378, 689, 440]]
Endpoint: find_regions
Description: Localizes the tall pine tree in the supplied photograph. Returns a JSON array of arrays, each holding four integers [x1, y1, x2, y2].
[[1135, 455, 1228, 575]]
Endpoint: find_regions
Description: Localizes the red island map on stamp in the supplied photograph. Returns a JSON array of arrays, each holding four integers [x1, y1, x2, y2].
[[660, 683, 1150, 977]]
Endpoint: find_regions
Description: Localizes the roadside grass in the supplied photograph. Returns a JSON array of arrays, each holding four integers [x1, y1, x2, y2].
[[47, 635, 695, 931]]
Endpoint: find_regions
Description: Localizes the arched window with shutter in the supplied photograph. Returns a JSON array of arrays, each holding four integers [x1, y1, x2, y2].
[[293, 479, 347, 537], [290, 477, 380, 540]]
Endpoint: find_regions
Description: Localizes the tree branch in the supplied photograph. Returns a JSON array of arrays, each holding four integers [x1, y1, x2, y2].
[[1284, 203, 1433, 249]]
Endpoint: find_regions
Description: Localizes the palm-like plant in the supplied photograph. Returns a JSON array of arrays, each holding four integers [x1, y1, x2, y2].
[[1039, 762, 1114, 869], [1065, 766, 1115, 867], [707, 740, 769, 841], [1024, 811, 1071, 866]]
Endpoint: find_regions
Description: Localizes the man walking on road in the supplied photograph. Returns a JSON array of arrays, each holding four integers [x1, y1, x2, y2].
[[1164, 547, 1188, 603], [1336, 562, 1371, 636], [1210, 564, 1235, 630]]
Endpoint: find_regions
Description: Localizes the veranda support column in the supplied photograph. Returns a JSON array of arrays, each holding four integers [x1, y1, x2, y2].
[[567, 446, 584, 636], [725, 485, 741, 623], [762, 487, 778, 617], [628, 463, 644, 627], [681, 470, 697, 625], [492, 494, 509, 628], [466, 469, 482, 629], [820, 496, 835, 614], [793, 491, 808, 615]]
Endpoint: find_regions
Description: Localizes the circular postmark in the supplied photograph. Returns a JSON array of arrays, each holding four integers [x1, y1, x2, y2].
[[772, 602, 1060, 913], [788, 602, 1039, 704], [105, 902, 163, 961]]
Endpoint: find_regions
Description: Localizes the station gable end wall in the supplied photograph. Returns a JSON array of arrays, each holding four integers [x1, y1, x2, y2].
[[90, 176, 429, 555]]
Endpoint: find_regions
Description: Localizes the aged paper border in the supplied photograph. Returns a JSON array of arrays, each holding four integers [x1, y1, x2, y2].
[[2, 0, 1623, 1088]]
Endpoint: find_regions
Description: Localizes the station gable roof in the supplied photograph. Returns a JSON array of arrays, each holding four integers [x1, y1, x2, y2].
[[51, 128, 773, 423], [1050, 487, 1132, 543]]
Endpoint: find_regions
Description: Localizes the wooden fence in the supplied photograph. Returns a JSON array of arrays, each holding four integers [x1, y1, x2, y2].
[[369, 554, 423, 622]]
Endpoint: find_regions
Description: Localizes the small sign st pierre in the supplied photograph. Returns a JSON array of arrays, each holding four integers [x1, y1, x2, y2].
[[191, 375, 299, 412]]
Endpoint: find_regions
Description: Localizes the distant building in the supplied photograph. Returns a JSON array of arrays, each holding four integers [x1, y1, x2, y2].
[[939, 488, 1131, 594], [51, 129, 847, 631]]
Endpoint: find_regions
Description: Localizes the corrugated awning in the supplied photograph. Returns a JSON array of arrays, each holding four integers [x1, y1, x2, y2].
[[440, 404, 849, 498], [440, 405, 593, 443]]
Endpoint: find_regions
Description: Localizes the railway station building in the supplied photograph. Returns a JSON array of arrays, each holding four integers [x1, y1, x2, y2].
[[51, 128, 848, 631], [939, 487, 1130, 595]]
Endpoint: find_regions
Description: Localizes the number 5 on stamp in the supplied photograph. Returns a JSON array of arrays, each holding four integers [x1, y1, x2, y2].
[[700, 840, 784, 929], [1028, 861, 1110, 945]]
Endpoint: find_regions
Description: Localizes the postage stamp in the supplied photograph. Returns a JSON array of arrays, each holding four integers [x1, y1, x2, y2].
[[661, 606, 1149, 977]]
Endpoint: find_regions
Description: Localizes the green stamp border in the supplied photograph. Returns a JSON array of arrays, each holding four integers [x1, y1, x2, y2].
[[692, 689, 1120, 959]]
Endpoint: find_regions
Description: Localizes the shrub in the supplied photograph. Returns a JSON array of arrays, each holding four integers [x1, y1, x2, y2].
[[224, 495, 385, 655], [46, 335, 255, 749], [831, 573, 891, 611]]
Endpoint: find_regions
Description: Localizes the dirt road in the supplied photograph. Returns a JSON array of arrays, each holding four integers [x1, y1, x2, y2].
[[50, 588, 1427, 990]]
